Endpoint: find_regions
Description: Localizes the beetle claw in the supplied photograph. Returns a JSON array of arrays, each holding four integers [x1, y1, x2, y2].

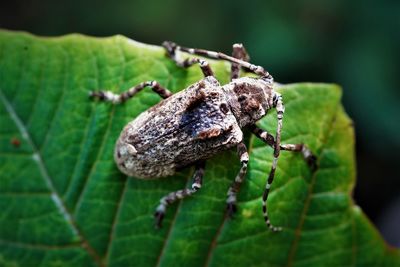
[[226, 202, 237, 218], [154, 211, 165, 229], [307, 155, 318, 172]]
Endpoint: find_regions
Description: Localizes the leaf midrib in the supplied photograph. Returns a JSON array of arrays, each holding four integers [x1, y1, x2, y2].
[[0, 88, 105, 267]]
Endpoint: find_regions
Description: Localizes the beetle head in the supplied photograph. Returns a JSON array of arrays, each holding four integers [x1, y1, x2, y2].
[[225, 77, 274, 127]]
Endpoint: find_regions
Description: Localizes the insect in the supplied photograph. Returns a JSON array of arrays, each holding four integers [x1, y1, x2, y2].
[[90, 41, 317, 231]]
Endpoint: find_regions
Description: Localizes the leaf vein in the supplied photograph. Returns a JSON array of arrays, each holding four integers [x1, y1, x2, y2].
[[0, 239, 82, 251], [104, 177, 129, 265], [154, 173, 193, 267], [0, 89, 105, 267], [37, 45, 69, 152], [62, 40, 100, 198], [25, 45, 47, 129], [72, 107, 116, 213]]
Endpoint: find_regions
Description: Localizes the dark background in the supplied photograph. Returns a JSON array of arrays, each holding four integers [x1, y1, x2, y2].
[[1, 0, 399, 246]]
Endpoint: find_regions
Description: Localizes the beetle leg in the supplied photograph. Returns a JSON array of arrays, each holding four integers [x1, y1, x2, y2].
[[163, 42, 214, 78], [163, 41, 272, 81], [249, 93, 316, 231], [180, 57, 214, 77], [249, 125, 317, 170], [226, 142, 249, 218], [256, 93, 285, 232], [89, 80, 172, 104], [154, 161, 205, 228], [281, 144, 317, 171], [258, 93, 284, 231], [231, 43, 250, 80]]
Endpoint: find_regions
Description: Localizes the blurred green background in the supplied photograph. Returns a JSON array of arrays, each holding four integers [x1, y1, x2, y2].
[[1, 0, 399, 246]]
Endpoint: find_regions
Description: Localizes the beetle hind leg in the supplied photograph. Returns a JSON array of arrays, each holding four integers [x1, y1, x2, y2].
[[154, 161, 205, 228], [249, 114, 318, 231]]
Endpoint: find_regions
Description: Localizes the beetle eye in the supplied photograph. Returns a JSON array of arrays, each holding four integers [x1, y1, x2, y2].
[[238, 95, 247, 102]]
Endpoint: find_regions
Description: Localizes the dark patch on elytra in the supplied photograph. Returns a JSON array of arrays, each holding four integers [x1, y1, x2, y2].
[[181, 104, 223, 138], [186, 89, 206, 112]]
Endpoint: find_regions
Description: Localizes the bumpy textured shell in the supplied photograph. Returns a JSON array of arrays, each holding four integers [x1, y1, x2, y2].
[[114, 76, 243, 178]]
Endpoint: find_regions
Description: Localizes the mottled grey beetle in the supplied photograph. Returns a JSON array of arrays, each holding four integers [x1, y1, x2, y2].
[[90, 41, 316, 230]]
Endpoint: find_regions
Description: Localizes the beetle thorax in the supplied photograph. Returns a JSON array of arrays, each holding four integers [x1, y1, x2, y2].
[[223, 77, 274, 127]]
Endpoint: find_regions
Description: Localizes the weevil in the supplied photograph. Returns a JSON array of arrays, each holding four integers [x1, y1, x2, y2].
[[90, 41, 317, 230]]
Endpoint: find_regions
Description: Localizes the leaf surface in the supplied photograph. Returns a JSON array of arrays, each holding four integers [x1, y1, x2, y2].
[[0, 30, 399, 267]]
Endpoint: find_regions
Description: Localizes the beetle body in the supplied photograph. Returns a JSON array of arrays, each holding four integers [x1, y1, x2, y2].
[[91, 41, 316, 230], [115, 76, 274, 178]]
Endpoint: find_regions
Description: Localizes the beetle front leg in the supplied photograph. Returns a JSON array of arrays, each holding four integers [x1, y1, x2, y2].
[[226, 142, 249, 217], [89, 80, 172, 104], [163, 41, 214, 77], [251, 93, 286, 232], [249, 93, 317, 232], [154, 161, 205, 228], [163, 41, 272, 80], [249, 125, 317, 170]]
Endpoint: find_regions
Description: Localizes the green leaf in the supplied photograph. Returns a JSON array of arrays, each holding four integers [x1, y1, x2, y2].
[[0, 30, 399, 267]]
